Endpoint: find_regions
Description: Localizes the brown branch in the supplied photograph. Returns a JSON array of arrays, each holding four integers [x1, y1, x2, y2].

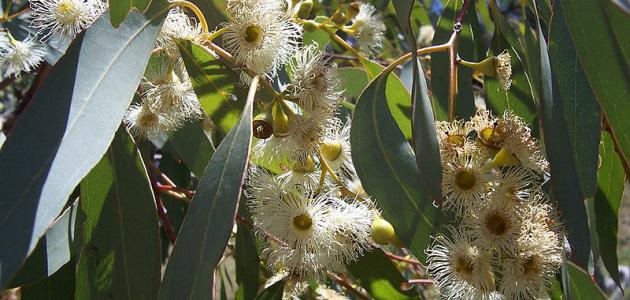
[[383, 251, 423, 266], [328, 272, 370, 300]]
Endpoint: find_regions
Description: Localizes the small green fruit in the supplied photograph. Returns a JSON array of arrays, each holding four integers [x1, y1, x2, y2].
[[371, 218, 396, 245]]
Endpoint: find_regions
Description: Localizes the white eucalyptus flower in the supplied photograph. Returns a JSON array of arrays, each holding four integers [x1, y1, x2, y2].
[[289, 44, 342, 112], [496, 49, 512, 91], [442, 152, 493, 215], [321, 120, 353, 173], [0, 34, 46, 77], [348, 2, 386, 55], [123, 102, 179, 139], [30, 0, 106, 42], [157, 8, 204, 54]]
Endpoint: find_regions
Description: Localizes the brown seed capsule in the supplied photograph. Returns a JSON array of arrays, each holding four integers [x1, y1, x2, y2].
[[253, 110, 273, 139]]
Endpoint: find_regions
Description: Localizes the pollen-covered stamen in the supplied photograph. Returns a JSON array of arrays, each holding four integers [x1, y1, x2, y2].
[[453, 254, 475, 276], [446, 133, 466, 147], [56, 0, 81, 25], [455, 170, 476, 190], [293, 213, 313, 231], [479, 125, 505, 148]]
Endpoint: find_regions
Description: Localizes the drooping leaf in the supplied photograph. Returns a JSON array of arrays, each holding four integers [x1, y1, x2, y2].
[[393, 0, 443, 203], [76, 126, 162, 299], [431, 0, 477, 120], [178, 40, 247, 135], [363, 60, 413, 139], [0, 5, 168, 289], [548, 2, 601, 200], [351, 71, 442, 261], [594, 132, 625, 290], [560, 0, 630, 175], [109, 0, 152, 27], [566, 262, 607, 300], [9, 200, 80, 288], [158, 81, 254, 300], [347, 249, 419, 300], [535, 21, 591, 268], [166, 120, 215, 178]]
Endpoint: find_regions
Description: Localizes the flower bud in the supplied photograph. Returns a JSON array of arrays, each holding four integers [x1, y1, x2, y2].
[[321, 142, 342, 162], [272, 102, 290, 136], [302, 20, 319, 32], [331, 11, 347, 26], [346, 2, 361, 20], [491, 147, 520, 167], [371, 217, 396, 245], [253, 109, 273, 139]]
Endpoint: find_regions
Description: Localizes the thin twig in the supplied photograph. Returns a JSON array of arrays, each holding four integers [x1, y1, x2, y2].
[[383, 251, 423, 266], [148, 163, 178, 244], [235, 214, 288, 247], [328, 272, 370, 300]]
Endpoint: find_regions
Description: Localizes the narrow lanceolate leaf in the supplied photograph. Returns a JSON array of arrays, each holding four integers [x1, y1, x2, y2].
[[560, 0, 630, 175], [566, 262, 607, 300], [166, 120, 216, 178], [19, 259, 76, 300], [549, 2, 601, 200], [594, 132, 625, 290], [178, 40, 248, 135], [9, 200, 80, 288], [393, 0, 443, 204], [158, 80, 255, 300], [109, 0, 152, 27], [431, 0, 477, 120], [76, 127, 162, 300], [347, 249, 419, 300], [351, 72, 442, 261], [536, 26, 591, 268], [0, 5, 168, 289]]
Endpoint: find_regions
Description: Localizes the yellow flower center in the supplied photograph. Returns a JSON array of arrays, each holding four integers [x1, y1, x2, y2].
[[293, 213, 313, 231], [244, 24, 263, 44], [446, 134, 466, 147], [455, 170, 476, 190], [291, 156, 316, 173], [479, 126, 505, 148], [321, 142, 342, 162], [522, 255, 543, 276], [138, 109, 158, 127], [453, 254, 475, 276]]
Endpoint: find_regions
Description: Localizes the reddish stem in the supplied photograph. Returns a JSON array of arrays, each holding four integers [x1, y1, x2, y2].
[[383, 251, 423, 266]]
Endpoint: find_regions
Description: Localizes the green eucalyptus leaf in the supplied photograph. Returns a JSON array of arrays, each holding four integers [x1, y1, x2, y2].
[[594, 132, 625, 290], [560, 0, 630, 175], [351, 71, 442, 261], [178, 40, 248, 135], [566, 262, 607, 300], [19, 259, 76, 300], [0, 5, 168, 289], [109, 0, 152, 27], [363, 60, 413, 139], [548, 1, 601, 201], [158, 84, 254, 300], [347, 249, 419, 300], [166, 120, 216, 178], [9, 200, 80, 288], [535, 22, 591, 268], [235, 205, 260, 300], [337, 67, 368, 100], [76, 126, 162, 300]]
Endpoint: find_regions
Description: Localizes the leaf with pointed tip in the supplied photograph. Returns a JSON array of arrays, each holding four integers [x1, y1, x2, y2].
[[76, 126, 162, 300], [351, 71, 442, 261], [178, 40, 248, 136], [158, 87, 254, 300], [535, 23, 591, 268], [565, 262, 607, 300], [594, 132, 625, 290], [0, 5, 168, 289], [347, 249, 419, 300]]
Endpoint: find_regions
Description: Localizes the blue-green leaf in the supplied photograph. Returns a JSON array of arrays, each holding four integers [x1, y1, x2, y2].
[[535, 19, 591, 268], [166, 120, 215, 178], [0, 5, 168, 289], [109, 0, 152, 27], [351, 71, 443, 261], [76, 126, 162, 299], [158, 82, 254, 300], [566, 262, 607, 300]]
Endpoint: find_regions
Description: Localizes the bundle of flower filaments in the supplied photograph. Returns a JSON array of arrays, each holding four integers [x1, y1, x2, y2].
[[426, 110, 565, 300], [245, 43, 379, 294]]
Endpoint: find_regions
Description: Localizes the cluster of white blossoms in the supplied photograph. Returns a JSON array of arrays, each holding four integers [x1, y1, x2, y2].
[[244, 40, 377, 293], [0, 0, 106, 77], [124, 8, 204, 139], [427, 110, 565, 300], [343, 2, 387, 55]]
